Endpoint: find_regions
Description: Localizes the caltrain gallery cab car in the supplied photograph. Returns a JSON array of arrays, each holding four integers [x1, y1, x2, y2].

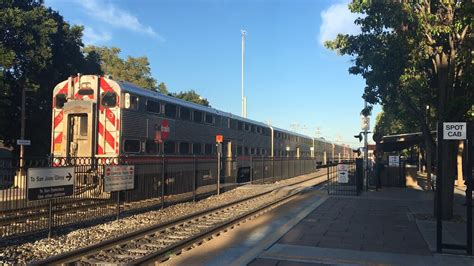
[[51, 74, 350, 167]]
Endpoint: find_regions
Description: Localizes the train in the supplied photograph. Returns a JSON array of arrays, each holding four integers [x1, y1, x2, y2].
[[50, 74, 353, 178]]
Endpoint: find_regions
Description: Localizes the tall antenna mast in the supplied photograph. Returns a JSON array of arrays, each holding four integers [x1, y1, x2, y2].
[[241, 29, 247, 118]]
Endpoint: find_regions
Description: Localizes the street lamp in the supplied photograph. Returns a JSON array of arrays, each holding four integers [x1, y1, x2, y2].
[[286, 146, 290, 158]]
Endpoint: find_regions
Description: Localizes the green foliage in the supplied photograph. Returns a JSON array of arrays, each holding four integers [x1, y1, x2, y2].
[[374, 109, 418, 137], [172, 90, 210, 107], [0, 0, 100, 155], [157, 82, 168, 94], [326, 0, 473, 218], [84, 46, 157, 90], [326, 0, 473, 135]]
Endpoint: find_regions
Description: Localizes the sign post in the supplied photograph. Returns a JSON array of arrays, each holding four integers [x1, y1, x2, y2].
[[216, 135, 223, 195], [437, 122, 471, 255], [104, 165, 135, 220], [27, 167, 75, 237]]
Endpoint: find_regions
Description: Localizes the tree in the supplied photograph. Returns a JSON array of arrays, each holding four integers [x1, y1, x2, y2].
[[0, 0, 100, 156], [172, 90, 210, 107], [84, 46, 157, 90], [374, 110, 418, 138], [84, 47, 212, 106], [326, 1, 473, 218], [158, 82, 168, 94]]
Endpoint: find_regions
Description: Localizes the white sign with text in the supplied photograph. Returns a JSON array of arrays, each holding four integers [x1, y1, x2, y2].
[[337, 164, 349, 183], [104, 165, 135, 192], [443, 122, 466, 140], [389, 156, 400, 167]]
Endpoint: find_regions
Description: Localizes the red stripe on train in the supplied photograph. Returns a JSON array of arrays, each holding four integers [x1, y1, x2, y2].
[[100, 78, 114, 92], [54, 132, 63, 144], [106, 108, 116, 126], [98, 121, 115, 150], [98, 144, 104, 155], [53, 110, 63, 129]]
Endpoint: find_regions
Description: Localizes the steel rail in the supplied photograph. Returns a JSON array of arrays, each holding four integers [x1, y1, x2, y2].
[[134, 185, 309, 265], [34, 170, 328, 265]]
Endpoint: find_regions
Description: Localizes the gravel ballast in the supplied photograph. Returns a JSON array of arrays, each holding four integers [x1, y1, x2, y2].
[[0, 172, 323, 264]]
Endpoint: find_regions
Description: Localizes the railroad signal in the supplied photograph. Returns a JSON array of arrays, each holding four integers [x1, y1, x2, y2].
[[354, 133, 363, 142], [216, 135, 223, 143]]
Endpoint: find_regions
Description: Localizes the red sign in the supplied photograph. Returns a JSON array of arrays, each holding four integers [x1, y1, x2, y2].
[[216, 135, 223, 143], [161, 119, 170, 140], [154, 130, 162, 143]]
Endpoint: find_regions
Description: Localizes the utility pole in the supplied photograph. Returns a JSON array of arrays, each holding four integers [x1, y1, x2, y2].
[[241, 30, 247, 118], [241, 29, 247, 118]]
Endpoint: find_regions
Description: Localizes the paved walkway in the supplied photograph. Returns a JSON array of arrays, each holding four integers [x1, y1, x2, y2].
[[161, 178, 474, 265], [277, 197, 430, 255], [249, 186, 474, 265]]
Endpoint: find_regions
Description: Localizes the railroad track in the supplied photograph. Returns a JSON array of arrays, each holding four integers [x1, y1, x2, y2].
[[35, 172, 327, 265]]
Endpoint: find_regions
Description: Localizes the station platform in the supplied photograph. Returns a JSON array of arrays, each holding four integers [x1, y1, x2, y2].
[[164, 182, 474, 266]]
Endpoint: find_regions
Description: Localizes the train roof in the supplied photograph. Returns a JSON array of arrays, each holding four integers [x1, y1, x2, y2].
[[117, 79, 343, 147], [119, 81, 269, 127]]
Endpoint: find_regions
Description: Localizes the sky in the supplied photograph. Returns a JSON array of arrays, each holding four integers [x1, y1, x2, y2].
[[45, 0, 380, 147]]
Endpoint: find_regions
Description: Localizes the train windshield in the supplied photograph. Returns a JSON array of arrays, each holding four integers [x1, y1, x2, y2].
[[55, 94, 67, 108], [101, 91, 117, 107]]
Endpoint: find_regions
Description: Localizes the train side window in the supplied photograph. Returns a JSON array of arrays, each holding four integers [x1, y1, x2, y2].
[[238, 121, 244, 131], [214, 116, 222, 126], [230, 119, 238, 130], [179, 142, 190, 155], [164, 103, 177, 118], [145, 140, 159, 154], [127, 95, 139, 110], [220, 117, 228, 128], [256, 148, 260, 155], [55, 94, 67, 109], [193, 111, 203, 123], [244, 123, 250, 131], [204, 144, 213, 155], [180, 107, 191, 121], [244, 147, 249, 155], [257, 126, 262, 134], [146, 100, 160, 114], [124, 139, 141, 153], [205, 113, 213, 124], [251, 125, 256, 133], [193, 143, 202, 155], [101, 91, 117, 108], [164, 141, 175, 154]]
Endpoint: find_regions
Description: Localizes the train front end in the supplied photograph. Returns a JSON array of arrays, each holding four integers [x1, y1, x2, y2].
[[51, 75, 121, 159]]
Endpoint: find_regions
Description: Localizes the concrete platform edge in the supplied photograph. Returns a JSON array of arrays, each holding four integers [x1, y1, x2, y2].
[[229, 192, 328, 266]]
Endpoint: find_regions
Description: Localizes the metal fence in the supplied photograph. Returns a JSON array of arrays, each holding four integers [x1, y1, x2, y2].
[[327, 160, 361, 196], [0, 155, 329, 238]]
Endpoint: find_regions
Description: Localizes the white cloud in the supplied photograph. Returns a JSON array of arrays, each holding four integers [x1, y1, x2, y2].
[[75, 0, 163, 41], [83, 26, 112, 45], [318, 1, 362, 45]]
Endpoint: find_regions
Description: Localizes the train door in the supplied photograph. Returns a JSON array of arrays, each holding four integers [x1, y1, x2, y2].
[[67, 114, 91, 157], [63, 100, 95, 158]]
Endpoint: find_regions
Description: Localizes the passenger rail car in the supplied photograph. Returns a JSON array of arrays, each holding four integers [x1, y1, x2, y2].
[[51, 75, 352, 170]]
